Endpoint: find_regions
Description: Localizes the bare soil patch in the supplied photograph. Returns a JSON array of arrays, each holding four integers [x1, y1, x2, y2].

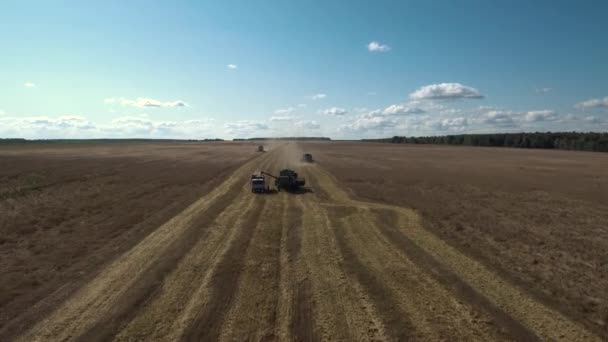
[[0, 142, 255, 339], [300, 141, 608, 338]]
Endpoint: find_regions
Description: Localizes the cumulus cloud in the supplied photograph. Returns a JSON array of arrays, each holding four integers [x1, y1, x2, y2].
[[367, 41, 391, 52], [1, 115, 95, 138], [479, 109, 558, 128], [584, 116, 604, 124], [409, 83, 484, 100], [0, 115, 215, 139], [111, 116, 173, 134], [575, 97, 608, 109], [343, 115, 398, 132], [480, 110, 518, 127], [477, 106, 497, 113], [105, 97, 188, 108], [109, 116, 214, 136], [535, 87, 551, 94], [297, 103, 307, 108], [524, 110, 557, 122], [322, 107, 347, 116], [440, 108, 462, 115], [311, 94, 327, 100], [381, 104, 426, 115], [426, 117, 468, 131], [24, 82, 36, 88], [269, 116, 295, 122], [224, 120, 269, 136], [295, 120, 320, 129], [358, 103, 426, 119], [227, 64, 238, 70], [274, 107, 296, 115]]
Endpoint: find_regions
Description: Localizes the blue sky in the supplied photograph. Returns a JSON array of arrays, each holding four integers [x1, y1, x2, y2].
[[1, 0, 607, 139]]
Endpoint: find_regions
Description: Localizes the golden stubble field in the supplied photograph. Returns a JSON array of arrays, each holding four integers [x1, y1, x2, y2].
[[1, 141, 606, 341]]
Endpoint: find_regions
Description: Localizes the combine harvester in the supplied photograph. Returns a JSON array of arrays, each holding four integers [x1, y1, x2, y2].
[[302, 153, 313, 162], [250, 169, 306, 193]]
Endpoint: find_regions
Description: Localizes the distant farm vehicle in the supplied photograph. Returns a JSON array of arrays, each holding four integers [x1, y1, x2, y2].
[[302, 153, 313, 162], [250, 174, 269, 193], [257, 145, 265, 152], [261, 169, 306, 192]]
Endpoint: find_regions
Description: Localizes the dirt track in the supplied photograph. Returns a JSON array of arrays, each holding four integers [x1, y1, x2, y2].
[[4, 143, 603, 341]]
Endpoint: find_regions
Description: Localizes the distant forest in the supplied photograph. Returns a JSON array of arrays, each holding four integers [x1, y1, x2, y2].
[[363, 132, 608, 152]]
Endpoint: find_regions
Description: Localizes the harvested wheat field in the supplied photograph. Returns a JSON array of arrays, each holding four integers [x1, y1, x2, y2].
[[1, 141, 607, 341]]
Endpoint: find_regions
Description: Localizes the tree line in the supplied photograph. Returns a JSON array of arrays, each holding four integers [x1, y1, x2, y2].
[[363, 132, 608, 152]]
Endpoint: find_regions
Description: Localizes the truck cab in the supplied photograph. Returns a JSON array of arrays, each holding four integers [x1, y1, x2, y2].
[[251, 175, 266, 193]]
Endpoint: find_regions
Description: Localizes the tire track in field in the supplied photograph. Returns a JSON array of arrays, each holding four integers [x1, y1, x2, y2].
[[17, 151, 273, 342], [303, 161, 601, 341], [297, 195, 388, 341], [284, 200, 316, 342], [112, 156, 277, 341], [180, 198, 267, 341], [275, 193, 316, 342], [180, 151, 281, 341], [216, 194, 283, 340], [327, 209, 418, 341], [76, 180, 249, 342], [309, 169, 493, 340], [371, 208, 539, 341], [113, 194, 258, 341]]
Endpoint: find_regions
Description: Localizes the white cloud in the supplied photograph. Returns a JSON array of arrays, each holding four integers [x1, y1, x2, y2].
[[311, 94, 327, 100], [584, 116, 604, 124], [367, 92, 377, 96], [535, 87, 551, 94], [269, 116, 295, 122], [105, 97, 188, 108], [479, 109, 558, 128], [24, 82, 36, 88], [322, 107, 347, 116], [524, 110, 557, 122], [575, 96, 608, 109], [109, 116, 214, 136], [224, 120, 269, 136], [440, 108, 462, 115], [297, 103, 307, 108], [343, 115, 398, 132], [295, 120, 320, 129], [0, 109, 4, 116], [480, 110, 519, 128], [426, 117, 468, 131], [382, 104, 426, 115], [274, 107, 296, 115], [0, 115, 95, 138], [357, 103, 426, 119], [409, 83, 484, 100], [477, 105, 497, 113], [227, 64, 238, 70], [0, 115, 215, 139], [367, 41, 391, 52]]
